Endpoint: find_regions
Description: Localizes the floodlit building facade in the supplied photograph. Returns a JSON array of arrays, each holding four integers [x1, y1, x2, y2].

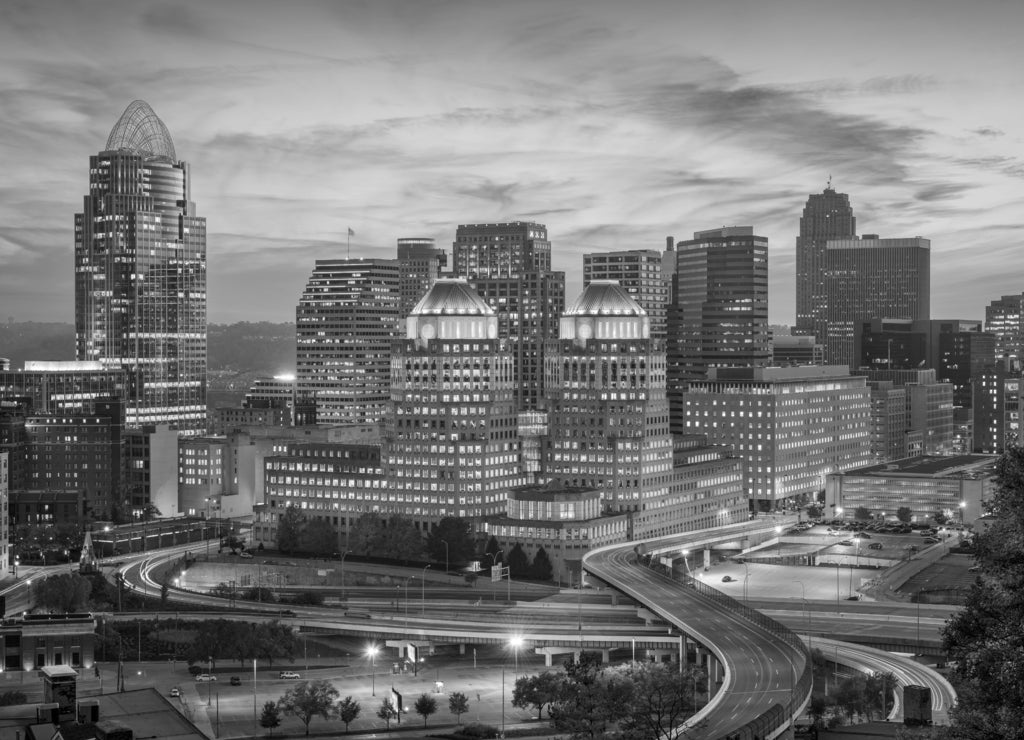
[[684, 366, 873, 510], [583, 250, 668, 339], [74, 100, 206, 433], [384, 278, 527, 530]]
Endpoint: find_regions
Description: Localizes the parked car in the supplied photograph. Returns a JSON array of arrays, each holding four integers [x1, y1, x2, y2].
[[169, 687, 180, 698], [279, 671, 300, 679], [721, 575, 734, 582], [839, 540, 854, 547], [853, 532, 871, 539], [195, 674, 217, 682], [868, 542, 883, 550], [923, 537, 940, 544], [230, 676, 241, 686], [240, 551, 253, 559]]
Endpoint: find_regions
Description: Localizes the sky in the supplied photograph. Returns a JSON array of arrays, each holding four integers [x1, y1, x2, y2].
[[2, 0, 1023, 326]]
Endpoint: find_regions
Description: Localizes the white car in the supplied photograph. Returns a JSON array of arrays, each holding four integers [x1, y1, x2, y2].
[[279, 671, 300, 679], [240, 551, 253, 559], [169, 687, 181, 697], [195, 674, 217, 682]]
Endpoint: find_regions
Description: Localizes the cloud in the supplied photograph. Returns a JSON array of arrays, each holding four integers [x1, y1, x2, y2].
[[971, 127, 1003, 137], [914, 182, 976, 202]]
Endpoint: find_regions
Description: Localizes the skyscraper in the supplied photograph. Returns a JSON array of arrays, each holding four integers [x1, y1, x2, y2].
[[795, 184, 858, 340], [295, 259, 402, 425], [384, 278, 525, 527], [452, 222, 565, 409], [583, 250, 668, 338], [396, 238, 447, 319], [821, 236, 931, 367], [665, 227, 770, 433], [74, 100, 207, 434], [984, 293, 1024, 370]]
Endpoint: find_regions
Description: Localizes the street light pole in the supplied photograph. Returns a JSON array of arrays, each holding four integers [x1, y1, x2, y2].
[[340, 550, 351, 601], [421, 564, 430, 615], [440, 538, 449, 574], [367, 645, 378, 696]]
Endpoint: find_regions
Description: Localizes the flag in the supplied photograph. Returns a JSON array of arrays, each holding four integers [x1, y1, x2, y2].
[[348, 227, 355, 237]]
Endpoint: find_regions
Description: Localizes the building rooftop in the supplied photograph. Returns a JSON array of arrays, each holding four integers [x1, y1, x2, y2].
[[841, 454, 999, 479], [105, 100, 177, 162], [410, 278, 493, 316], [564, 280, 646, 317]]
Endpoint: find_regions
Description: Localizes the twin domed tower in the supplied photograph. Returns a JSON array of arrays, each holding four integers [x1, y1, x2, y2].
[[386, 278, 707, 543]]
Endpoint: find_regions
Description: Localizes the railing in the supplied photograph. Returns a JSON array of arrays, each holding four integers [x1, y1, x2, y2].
[[641, 554, 813, 740]]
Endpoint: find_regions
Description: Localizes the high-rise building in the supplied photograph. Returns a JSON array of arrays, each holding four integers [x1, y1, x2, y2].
[[295, 259, 402, 425], [684, 366, 873, 510], [74, 100, 207, 434], [384, 278, 526, 529], [0, 451, 8, 575], [543, 281, 745, 539], [452, 222, 565, 410], [973, 367, 1020, 453], [397, 238, 447, 319], [853, 369, 956, 458], [583, 250, 668, 338], [795, 184, 858, 340], [821, 236, 930, 368], [665, 227, 771, 433], [984, 293, 1024, 370]]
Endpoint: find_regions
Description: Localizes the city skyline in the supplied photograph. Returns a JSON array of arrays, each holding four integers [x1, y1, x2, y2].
[[3, 0, 1024, 325]]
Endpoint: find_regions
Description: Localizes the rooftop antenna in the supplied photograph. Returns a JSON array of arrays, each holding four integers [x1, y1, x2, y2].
[[827, 174, 832, 190]]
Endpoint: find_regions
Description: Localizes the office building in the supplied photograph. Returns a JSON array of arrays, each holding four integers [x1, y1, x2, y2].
[[23, 399, 124, 520], [453, 222, 565, 409], [665, 227, 770, 433], [543, 281, 746, 539], [973, 367, 1020, 453], [0, 362, 126, 415], [772, 335, 824, 366], [0, 451, 8, 574], [795, 184, 858, 340], [583, 250, 668, 338], [826, 454, 996, 525], [259, 442, 383, 549], [124, 423, 179, 518], [684, 366, 872, 510], [821, 236, 931, 367], [853, 369, 955, 458], [295, 258, 402, 425], [397, 238, 447, 318], [984, 293, 1024, 370], [74, 100, 207, 433], [384, 278, 527, 529]]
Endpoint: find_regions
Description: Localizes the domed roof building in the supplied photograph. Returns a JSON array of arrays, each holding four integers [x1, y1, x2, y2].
[[560, 280, 650, 345], [105, 100, 177, 162], [386, 279, 525, 527], [406, 278, 498, 348]]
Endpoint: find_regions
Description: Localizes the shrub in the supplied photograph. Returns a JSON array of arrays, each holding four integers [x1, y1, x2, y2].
[[0, 691, 27, 706]]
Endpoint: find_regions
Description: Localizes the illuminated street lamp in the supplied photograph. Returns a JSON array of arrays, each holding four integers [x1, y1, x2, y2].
[[366, 644, 379, 696], [681, 549, 692, 576], [509, 635, 523, 678]]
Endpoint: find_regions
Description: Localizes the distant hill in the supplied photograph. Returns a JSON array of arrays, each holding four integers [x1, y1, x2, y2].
[[0, 322, 295, 375]]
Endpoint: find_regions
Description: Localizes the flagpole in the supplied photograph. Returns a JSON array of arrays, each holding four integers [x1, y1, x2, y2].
[[347, 229, 350, 257]]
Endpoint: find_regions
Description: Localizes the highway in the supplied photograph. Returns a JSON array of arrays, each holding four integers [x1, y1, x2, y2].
[[584, 540, 811, 739]]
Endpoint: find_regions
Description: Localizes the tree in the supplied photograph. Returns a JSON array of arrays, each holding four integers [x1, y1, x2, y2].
[[896, 506, 913, 523], [507, 542, 531, 578], [414, 693, 438, 727], [448, 691, 470, 725], [483, 535, 502, 564], [834, 674, 869, 722], [617, 662, 705, 740], [806, 501, 824, 520], [808, 693, 832, 728], [336, 696, 361, 733], [301, 518, 337, 556], [942, 446, 1024, 738], [512, 672, 563, 719], [279, 679, 340, 736], [426, 517, 476, 568], [32, 573, 92, 613], [933, 508, 949, 525], [224, 534, 245, 553], [259, 701, 282, 736], [0, 691, 28, 706], [376, 698, 398, 730], [854, 506, 872, 522], [276, 505, 305, 554], [530, 546, 554, 581], [549, 651, 634, 738], [376, 515, 423, 561], [348, 513, 384, 556]]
